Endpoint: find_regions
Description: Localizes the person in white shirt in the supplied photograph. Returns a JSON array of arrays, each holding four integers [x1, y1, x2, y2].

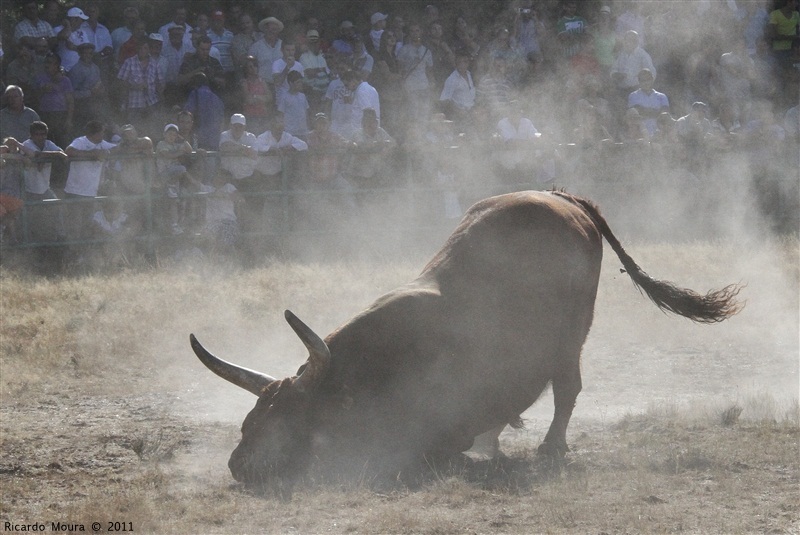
[[439, 53, 475, 125], [219, 113, 258, 181], [494, 104, 554, 184], [64, 120, 116, 240], [19, 120, 67, 240], [341, 69, 380, 135], [249, 17, 283, 84], [324, 61, 354, 138]]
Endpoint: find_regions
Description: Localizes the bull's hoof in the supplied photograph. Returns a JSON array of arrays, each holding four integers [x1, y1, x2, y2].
[[536, 441, 568, 458]]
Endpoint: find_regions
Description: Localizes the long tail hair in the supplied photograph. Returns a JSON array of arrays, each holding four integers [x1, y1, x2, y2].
[[553, 191, 743, 323]]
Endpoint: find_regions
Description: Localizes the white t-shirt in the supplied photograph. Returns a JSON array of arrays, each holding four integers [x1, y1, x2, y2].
[[325, 78, 353, 138], [397, 43, 432, 92], [253, 130, 308, 175], [22, 138, 61, 194], [272, 57, 304, 104], [350, 81, 381, 132], [65, 136, 116, 196], [440, 70, 475, 110], [219, 129, 257, 179]]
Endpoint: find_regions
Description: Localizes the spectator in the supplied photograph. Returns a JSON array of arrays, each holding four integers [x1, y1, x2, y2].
[[742, 1, 770, 57], [5, 44, 42, 106], [179, 35, 226, 98], [273, 41, 304, 105], [481, 27, 526, 87], [159, 5, 193, 50], [439, 53, 476, 125], [117, 41, 162, 137], [614, 0, 646, 47], [476, 56, 514, 121], [325, 61, 354, 138], [299, 30, 331, 114], [711, 38, 756, 125], [69, 43, 106, 133], [19, 121, 67, 241], [348, 108, 397, 190], [0, 138, 27, 244], [34, 53, 74, 149], [0, 86, 41, 142], [620, 107, 648, 143], [64, 120, 116, 242], [332, 20, 358, 60], [611, 30, 656, 93], [767, 0, 800, 67], [627, 68, 669, 138], [240, 56, 272, 134], [80, 2, 113, 68], [52, 7, 91, 73], [110, 6, 139, 57], [341, 69, 380, 136], [109, 123, 153, 228], [248, 112, 308, 228], [305, 112, 354, 190], [351, 36, 375, 81], [452, 15, 480, 59], [156, 123, 197, 235], [249, 17, 284, 84], [231, 13, 262, 75], [161, 25, 194, 106], [278, 71, 310, 139], [219, 113, 258, 183], [556, 0, 589, 62], [208, 10, 235, 74], [14, 0, 56, 49], [389, 14, 406, 47], [398, 23, 434, 127], [370, 30, 404, 136], [427, 21, 455, 90], [40, 0, 61, 29], [147, 34, 169, 95], [366, 12, 388, 56], [493, 104, 554, 184], [511, 2, 545, 71], [118, 19, 148, 64], [184, 72, 225, 151], [591, 5, 617, 77]]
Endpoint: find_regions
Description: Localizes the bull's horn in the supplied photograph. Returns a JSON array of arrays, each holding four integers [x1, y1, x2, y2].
[[190, 334, 277, 396], [284, 310, 331, 392]]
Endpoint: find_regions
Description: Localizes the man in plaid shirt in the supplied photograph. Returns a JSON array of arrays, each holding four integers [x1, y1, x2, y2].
[[14, 1, 56, 49], [117, 41, 162, 137]]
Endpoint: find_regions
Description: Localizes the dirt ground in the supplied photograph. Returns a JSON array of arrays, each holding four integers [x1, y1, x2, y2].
[[0, 236, 798, 534]]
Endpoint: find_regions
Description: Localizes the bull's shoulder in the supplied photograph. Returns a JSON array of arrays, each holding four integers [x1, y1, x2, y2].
[[323, 282, 444, 387]]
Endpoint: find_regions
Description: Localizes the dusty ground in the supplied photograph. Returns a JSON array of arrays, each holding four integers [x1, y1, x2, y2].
[[0, 235, 798, 534]]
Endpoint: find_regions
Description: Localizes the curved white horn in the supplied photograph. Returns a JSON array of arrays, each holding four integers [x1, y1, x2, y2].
[[284, 310, 331, 392], [190, 334, 277, 396]]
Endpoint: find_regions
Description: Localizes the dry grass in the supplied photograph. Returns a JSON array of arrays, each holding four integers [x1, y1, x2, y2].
[[1, 238, 798, 534]]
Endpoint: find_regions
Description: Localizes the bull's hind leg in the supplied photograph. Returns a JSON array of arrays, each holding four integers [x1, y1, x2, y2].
[[538, 353, 582, 457]]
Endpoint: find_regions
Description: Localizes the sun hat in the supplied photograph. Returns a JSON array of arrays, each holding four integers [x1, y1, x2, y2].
[[258, 17, 284, 33]]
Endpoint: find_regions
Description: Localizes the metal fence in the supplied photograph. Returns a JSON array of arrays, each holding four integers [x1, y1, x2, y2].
[[1, 139, 797, 264]]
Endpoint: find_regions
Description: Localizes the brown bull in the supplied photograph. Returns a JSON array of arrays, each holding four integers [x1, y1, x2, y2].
[[190, 190, 741, 496]]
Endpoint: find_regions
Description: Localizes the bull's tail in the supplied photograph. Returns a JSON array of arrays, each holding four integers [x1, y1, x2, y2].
[[553, 191, 743, 323]]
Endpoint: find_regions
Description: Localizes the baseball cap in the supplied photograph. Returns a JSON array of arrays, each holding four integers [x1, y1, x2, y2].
[[211, 10, 224, 20], [148, 33, 164, 42], [340, 20, 354, 29], [230, 113, 246, 125], [164, 123, 179, 133], [306, 29, 320, 40], [371, 13, 388, 25], [67, 7, 89, 20], [600, 6, 612, 15]]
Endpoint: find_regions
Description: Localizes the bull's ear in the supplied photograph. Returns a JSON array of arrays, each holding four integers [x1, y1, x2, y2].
[[190, 334, 277, 396], [285, 310, 331, 393]]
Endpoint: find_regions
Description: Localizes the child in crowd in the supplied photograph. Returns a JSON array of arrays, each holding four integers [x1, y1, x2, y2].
[[278, 70, 310, 139], [156, 123, 200, 235]]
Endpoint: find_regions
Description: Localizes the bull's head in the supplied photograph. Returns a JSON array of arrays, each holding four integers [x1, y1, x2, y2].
[[190, 311, 330, 497]]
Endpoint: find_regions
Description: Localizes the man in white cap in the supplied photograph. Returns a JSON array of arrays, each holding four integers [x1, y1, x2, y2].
[[219, 113, 258, 182], [366, 12, 388, 55], [53, 7, 90, 72], [249, 17, 283, 83]]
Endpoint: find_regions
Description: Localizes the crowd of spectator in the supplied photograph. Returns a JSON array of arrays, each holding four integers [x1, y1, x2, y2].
[[0, 0, 798, 267]]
